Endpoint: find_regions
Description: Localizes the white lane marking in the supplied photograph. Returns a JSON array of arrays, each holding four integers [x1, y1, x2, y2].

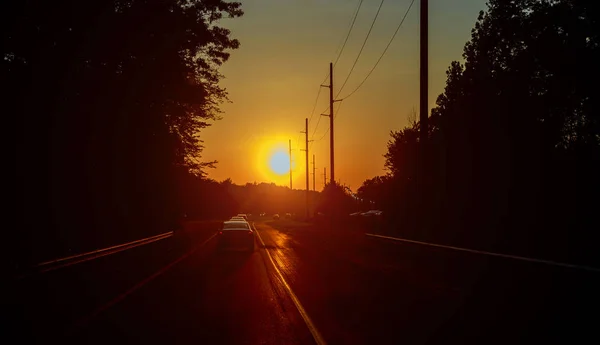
[[15, 232, 175, 280], [37, 232, 173, 267], [252, 223, 327, 345], [73, 233, 217, 329], [366, 233, 600, 273]]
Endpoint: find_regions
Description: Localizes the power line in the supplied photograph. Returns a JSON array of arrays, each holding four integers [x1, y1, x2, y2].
[[320, 0, 365, 85], [307, 0, 413, 151], [296, 132, 301, 154], [333, 99, 344, 120], [310, 104, 331, 143], [306, 1, 364, 149], [311, 101, 343, 148], [311, 113, 323, 141], [336, 0, 386, 98], [316, 127, 330, 142], [307, 86, 323, 126], [339, 0, 416, 101], [333, 0, 364, 69]]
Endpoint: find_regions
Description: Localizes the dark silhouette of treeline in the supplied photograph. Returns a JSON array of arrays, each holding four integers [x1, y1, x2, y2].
[[357, 0, 600, 265], [177, 177, 321, 219], [5, 0, 243, 273]]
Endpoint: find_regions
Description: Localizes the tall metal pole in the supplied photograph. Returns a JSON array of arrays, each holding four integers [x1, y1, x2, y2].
[[420, 0, 428, 156], [305, 118, 309, 219], [420, 0, 429, 228], [324, 167, 327, 187], [289, 139, 292, 189], [329, 62, 335, 185], [312, 154, 316, 191]]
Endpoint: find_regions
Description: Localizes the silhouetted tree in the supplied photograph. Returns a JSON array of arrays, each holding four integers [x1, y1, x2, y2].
[[5, 0, 243, 269], [356, 176, 391, 210], [380, 0, 599, 262], [315, 183, 358, 221]]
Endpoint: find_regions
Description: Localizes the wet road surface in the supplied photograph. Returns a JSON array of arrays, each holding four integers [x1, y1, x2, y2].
[[5, 220, 600, 345]]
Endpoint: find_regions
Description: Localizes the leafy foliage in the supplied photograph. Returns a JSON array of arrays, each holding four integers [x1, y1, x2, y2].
[[5, 0, 243, 267], [315, 182, 358, 219], [360, 0, 600, 263]]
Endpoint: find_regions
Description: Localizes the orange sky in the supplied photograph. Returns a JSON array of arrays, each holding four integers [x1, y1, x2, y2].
[[201, 0, 487, 191]]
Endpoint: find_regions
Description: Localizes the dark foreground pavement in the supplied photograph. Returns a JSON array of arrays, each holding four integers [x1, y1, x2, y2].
[[4, 219, 600, 345]]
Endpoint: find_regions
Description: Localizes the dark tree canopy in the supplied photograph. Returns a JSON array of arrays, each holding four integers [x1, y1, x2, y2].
[[5, 0, 243, 268], [356, 175, 391, 210], [316, 183, 358, 219], [371, 0, 600, 263]]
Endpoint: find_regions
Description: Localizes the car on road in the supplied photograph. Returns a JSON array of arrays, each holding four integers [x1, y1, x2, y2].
[[229, 216, 248, 222], [217, 221, 255, 251], [236, 214, 248, 220], [272, 214, 280, 220], [361, 210, 383, 217]]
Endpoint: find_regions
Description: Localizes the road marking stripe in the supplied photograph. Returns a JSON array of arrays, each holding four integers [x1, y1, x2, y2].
[[253, 223, 327, 345], [73, 233, 217, 330], [15, 232, 174, 281], [37, 232, 173, 267], [366, 233, 600, 273]]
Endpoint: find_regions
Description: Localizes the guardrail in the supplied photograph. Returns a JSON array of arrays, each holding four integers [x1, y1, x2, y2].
[[15, 231, 174, 280], [365, 233, 600, 273]]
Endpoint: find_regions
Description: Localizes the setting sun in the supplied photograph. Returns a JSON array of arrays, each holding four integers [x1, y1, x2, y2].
[[269, 150, 290, 175], [255, 135, 299, 186]]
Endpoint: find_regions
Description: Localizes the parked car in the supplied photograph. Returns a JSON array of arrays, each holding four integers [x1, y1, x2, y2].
[[273, 214, 280, 220]]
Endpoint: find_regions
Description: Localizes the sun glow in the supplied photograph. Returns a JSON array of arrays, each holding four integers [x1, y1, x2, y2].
[[255, 135, 298, 185]]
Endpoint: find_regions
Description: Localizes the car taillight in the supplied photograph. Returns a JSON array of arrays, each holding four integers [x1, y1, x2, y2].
[[218, 231, 223, 235], [248, 230, 253, 235]]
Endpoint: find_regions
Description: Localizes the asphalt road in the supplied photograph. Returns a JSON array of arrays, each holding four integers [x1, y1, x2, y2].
[[5, 220, 600, 345]]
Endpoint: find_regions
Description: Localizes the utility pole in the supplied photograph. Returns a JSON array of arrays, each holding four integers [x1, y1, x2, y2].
[[420, 0, 428, 157], [312, 154, 316, 191], [300, 118, 310, 219], [324, 167, 327, 187], [320, 63, 336, 186], [420, 0, 429, 230], [329, 62, 335, 185], [289, 139, 292, 189]]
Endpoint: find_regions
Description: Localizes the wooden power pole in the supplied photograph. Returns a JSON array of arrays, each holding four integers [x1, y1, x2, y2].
[[329, 62, 335, 185], [420, 0, 429, 159], [300, 118, 310, 219], [420, 0, 429, 230], [312, 154, 316, 191]]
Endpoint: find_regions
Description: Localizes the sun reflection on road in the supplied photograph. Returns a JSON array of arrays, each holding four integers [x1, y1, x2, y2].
[[258, 223, 301, 284]]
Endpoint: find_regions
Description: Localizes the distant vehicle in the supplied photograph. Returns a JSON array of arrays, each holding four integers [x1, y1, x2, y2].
[[273, 214, 280, 220], [236, 214, 248, 220], [285, 213, 292, 219], [361, 210, 383, 217], [217, 221, 254, 251], [259, 213, 266, 217], [230, 216, 247, 222]]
